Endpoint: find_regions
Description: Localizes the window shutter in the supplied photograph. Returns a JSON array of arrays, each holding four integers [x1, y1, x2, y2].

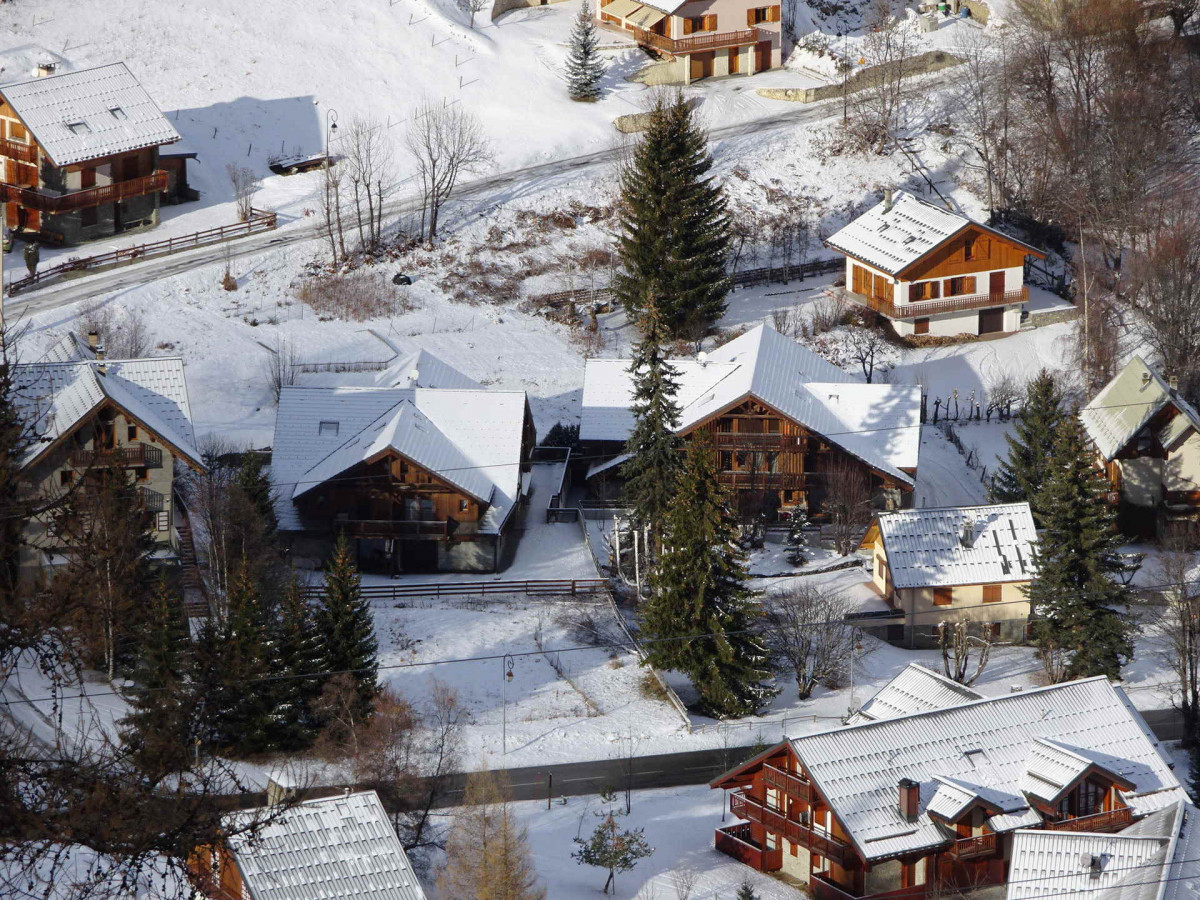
[[908, 284, 920, 303], [705, 14, 716, 30], [964, 275, 977, 294], [747, 8, 755, 26], [683, 16, 693, 33], [770, 4, 780, 21]]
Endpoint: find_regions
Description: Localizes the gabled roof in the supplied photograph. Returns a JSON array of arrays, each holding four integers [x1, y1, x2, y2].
[[824, 190, 1044, 277], [37, 333, 97, 364], [0, 62, 180, 167], [13, 356, 202, 470], [372, 349, 481, 390], [272, 381, 527, 534], [1081, 356, 1200, 462], [872, 502, 1037, 589], [785, 677, 1185, 862], [581, 324, 921, 486], [225, 791, 426, 900], [847, 663, 983, 725], [1021, 739, 1136, 805]]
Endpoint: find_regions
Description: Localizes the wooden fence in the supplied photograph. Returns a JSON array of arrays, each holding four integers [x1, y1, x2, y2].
[[302, 578, 609, 604], [7, 208, 278, 295]]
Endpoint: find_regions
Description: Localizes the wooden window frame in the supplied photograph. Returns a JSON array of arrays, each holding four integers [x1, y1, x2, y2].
[[945, 275, 977, 297], [135, 467, 149, 483], [748, 6, 774, 24], [59, 470, 73, 486], [933, 587, 953, 606], [127, 424, 138, 442], [983, 584, 1002, 603], [964, 236, 990, 261]]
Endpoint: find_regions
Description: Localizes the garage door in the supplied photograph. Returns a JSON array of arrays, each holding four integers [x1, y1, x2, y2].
[[978, 307, 1005, 334]]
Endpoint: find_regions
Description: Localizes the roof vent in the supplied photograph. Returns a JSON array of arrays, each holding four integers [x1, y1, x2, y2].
[[1087, 854, 1105, 880], [883, 188, 894, 213], [898, 778, 920, 823], [1142, 371, 1153, 386]]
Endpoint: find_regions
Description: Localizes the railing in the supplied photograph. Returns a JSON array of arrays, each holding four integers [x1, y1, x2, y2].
[[729, 792, 851, 865], [719, 471, 810, 489], [1043, 806, 1132, 833], [336, 519, 450, 539], [70, 442, 163, 469], [714, 824, 782, 872], [0, 171, 168, 214], [302, 577, 609, 603], [632, 25, 761, 54], [139, 487, 166, 514], [711, 433, 804, 449], [844, 287, 1029, 320], [8, 209, 278, 294], [812, 876, 930, 900], [948, 831, 997, 859], [763, 763, 811, 802], [0, 137, 37, 164]]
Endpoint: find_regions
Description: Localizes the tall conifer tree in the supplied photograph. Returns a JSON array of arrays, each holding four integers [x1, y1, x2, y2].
[[1026, 415, 1132, 681], [565, 2, 605, 102], [269, 578, 326, 749], [316, 533, 379, 717], [218, 558, 276, 753], [621, 302, 681, 553], [641, 434, 775, 717], [991, 369, 1064, 522], [615, 92, 731, 339], [235, 452, 277, 536]]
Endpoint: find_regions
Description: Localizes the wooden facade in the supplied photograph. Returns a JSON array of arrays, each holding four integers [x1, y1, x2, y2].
[[711, 742, 1134, 899]]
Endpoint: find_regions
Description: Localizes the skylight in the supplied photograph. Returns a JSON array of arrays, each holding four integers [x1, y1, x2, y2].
[[66, 121, 91, 135], [318, 421, 339, 436], [108, 107, 127, 120]]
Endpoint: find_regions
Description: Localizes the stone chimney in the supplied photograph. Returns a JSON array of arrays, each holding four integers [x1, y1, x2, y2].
[[883, 189, 894, 213], [86, 331, 100, 352], [898, 778, 919, 823]]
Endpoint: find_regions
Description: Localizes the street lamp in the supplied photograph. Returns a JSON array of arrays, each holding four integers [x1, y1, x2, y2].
[[501, 654, 515, 756], [325, 108, 339, 162]]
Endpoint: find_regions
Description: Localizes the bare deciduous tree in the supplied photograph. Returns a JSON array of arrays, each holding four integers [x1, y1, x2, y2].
[[263, 337, 299, 404], [459, 0, 488, 27], [763, 584, 870, 699], [403, 680, 467, 854], [846, 0, 915, 153], [226, 163, 260, 222], [406, 99, 492, 242], [320, 156, 347, 266], [846, 325, 891, 383], [79, 304, 152, 359], [823, 455, 873, 556], [938, 621, 993, 686], [344, 116, 396, 255], [953, 28, 1016, 215], [1153, 540, 1200, 750]]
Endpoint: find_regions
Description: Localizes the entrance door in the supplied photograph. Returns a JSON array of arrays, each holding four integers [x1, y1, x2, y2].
[[400, 539, 439, 573], [689, 52, 714, 80], [755, 40, 772, 72], [729, 46, 740, 74], [989, 271, 1004, 301], [978, 307, 1005, 334]]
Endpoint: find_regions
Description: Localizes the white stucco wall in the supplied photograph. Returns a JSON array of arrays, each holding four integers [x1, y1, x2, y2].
[[1164, 432, 1200, 494]]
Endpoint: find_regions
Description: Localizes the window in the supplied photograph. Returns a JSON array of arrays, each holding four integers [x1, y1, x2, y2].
[[964, 236, 990, 261], [1079, 780, 1105, 816], [908, 281, 940, 302], [134, 467, 149, 482], [683, 14, 716, 32], [156, 511, 170, 532], [747, 5, 779, 24], [127, 424, 138, 441], [459, 499, 469, 513], [720, 450, 734, 471], [318, 420, 340, 436], [875, 555, 885, 578], [59, 470, 73, 486], [66, 121, 91, 135], [945, 276, 978, 297], [986, 622, 1002, 640], [933, 587, 953, 606], [914, 318, 930, 335], [983, 584, 1002, 603], [108, 107, 127, 120]]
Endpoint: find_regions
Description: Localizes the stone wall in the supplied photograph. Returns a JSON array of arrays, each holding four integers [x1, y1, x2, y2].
[[756, 49, 964, 104]]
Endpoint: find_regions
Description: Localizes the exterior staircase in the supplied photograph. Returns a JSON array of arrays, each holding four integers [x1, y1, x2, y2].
[[175, 511, 209, 618]]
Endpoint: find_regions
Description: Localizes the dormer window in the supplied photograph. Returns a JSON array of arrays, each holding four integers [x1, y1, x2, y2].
[[318, 421, 339, 436], [66, 121, 91, 135]]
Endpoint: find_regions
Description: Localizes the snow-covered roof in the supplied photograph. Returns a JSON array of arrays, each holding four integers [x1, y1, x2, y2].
[[847, 663, 983, 725], [1007, 802, 1190, 900], [372, 349, 481, 390], [36, 333, 97, 364], [0, 62, 180, 167], [1021, 739, 1133, 805], [1081, 356, 1200, 462], [272, 383, 527, 534], [226, 791, 426, 900], [873, 502, 1037, 589], [581, 324, 920, 486], [0, 844, 188, 900], [13, 356, 202, 470], [824, 190, 1042, 276], [786, 677, 1186, 862]]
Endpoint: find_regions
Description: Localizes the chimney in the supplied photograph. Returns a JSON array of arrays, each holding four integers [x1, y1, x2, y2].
[[86, 331, 100, 351], [959, 518, 977, 549], [898, 778, 920, 823], [34, 62, 57, 78], [1169, 374, 1180, 392], [883, 189, 894, 213], [1087, 854, 1104, 880], [266, 767, 299, 806], [1142, 370, 1153, 387]]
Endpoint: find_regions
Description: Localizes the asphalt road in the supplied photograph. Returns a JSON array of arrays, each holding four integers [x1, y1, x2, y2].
[[3, 74, 955, 319]]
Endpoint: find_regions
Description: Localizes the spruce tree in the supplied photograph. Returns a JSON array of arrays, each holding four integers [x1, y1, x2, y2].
[[736, 881, 760, 900], [217, 558, 276, 753], [620, 302, 682, 553], [1026, 415, 1132, 681], [991, 369, 1064, 522], [785, 510, 810, 567], [235, 452, 277, 536], [640, 433, 776, 717], [565, 1, 605, 102], [316, 533, 379, 717], [269, 578, 326, 749], [120, 579, 193, 774], [615, 91, 731, 339]]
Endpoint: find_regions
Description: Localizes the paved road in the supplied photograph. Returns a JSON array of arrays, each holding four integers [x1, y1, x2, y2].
[[4, 74, 956, 319]]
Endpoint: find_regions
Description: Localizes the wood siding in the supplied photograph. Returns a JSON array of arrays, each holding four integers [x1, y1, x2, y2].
[[899, 225, 1032, 282]]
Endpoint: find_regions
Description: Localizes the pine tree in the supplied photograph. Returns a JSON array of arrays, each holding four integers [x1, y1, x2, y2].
[[268, 578, 326, 750], [316, 533, 379, 718], [1026, 415, 1132, 681], [615, 91, 731, 339], [565, 1, 606, 102], [736, 880, 760, 900], [641, 433, 776, 717], [120, 579, 193, 774], [235, 452, 277, 535], [217, 558, 276, 753], [572, 807, 654, 895], [621, 302, 682, 553], [991, 369, 1064, 522], [785, 510, 810, 567]]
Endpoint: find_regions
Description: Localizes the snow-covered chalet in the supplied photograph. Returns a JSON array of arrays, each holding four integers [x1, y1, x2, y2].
[[709, 663, 1187, 899], [580, 323, 920, 521], [825, 190, 1045, 338]]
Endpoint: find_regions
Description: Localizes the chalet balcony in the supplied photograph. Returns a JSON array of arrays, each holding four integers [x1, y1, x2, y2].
[[0, 170, 168, 214], [1043, 806, 1132, 833], [70, 442, 164, 469], [632, 25, 763, 55], [714, 823, 783, 872], [719, 471, 809, 490], [711, 433, 805, 450], [946, 831, 998, 860], [843, 286, 1029, 320], [0, 137, 37, 164], [138, 487, 165, 515], [729, 791, 851, 866], [336, 518, 450, 540], [762, 763, 812, 802]]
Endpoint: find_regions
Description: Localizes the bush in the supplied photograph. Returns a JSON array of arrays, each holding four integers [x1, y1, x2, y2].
[[638, 671, 671, 703], [295, 271, 408, 321]]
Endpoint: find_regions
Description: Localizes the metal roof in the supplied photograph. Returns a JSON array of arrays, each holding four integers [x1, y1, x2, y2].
[[1020, 739, 1129, 805], [1080, 356, 1200, 462], [874, 502, 1037, 589], [787, 677, 1186, 862], [226, 791, 426, 900], [372, 349, 481, 390], [847, 663, 983, 725], [581, 324, 920, 486], [0, 62, 180, 167]]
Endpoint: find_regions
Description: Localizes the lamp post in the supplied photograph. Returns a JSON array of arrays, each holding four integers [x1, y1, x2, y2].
[[501, 653, 515, 756], [324, 108, 339, 168]]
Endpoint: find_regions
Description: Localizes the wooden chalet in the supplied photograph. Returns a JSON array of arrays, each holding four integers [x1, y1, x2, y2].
[[825, 190, 1046, 338], [580, 324, 921, 520], [271, 354, 535, 574], [0, 62, 187, 245], [709, 666, 1185, 899]]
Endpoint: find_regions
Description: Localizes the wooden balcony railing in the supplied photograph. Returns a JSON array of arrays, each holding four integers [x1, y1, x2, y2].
[[70, 442, 164, 469], [0, 137, 37, 164], [730, 792, 851, 865], [714, 823, 782, 872], [846, 287, 1029, 320], [139, 487, 165, 515], [719, 471, 809, 490], [812, 875, 931, 900], [632, 26, 762, 55], [711, 433, 804, 450], [336, 518, 449, 539], [763, 763, 812, 802], [1043, 806, 1132, 833], [0, 170, 168, 214], [947, 831, 997, 860]]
